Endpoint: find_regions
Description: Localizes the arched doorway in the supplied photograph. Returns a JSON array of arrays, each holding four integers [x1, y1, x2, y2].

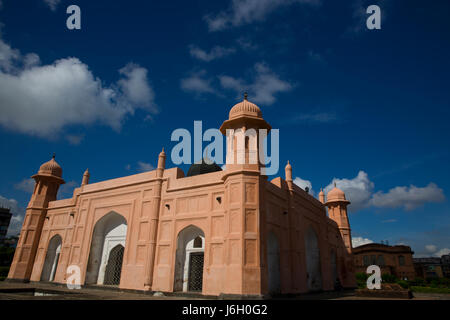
[[86, 212, 127, 286], [41, 235, 62, 281], [267, 232, 281, 294], [305, 226, 322, 291], [173, 225, 205, 292], [104, 244, 125, 285]]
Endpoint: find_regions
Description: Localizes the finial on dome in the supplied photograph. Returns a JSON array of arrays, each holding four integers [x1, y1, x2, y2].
[[82, 168, 90, 185], [158, 147, 166, 172], [244, 92, 248, 100], [319, 188, 325, 204], [285, 160, 292, 183], [52, 153, 56, 159], [334, 181, 337, 187]]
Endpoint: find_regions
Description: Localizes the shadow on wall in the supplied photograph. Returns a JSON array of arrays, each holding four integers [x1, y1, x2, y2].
[[86, 211, 128, 286]]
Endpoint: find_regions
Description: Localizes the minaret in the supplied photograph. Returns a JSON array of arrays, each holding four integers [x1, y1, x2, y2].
[[319, 188, 325, 204], [325, 183, 352, 253], [285, 161, 293, 191], [81, 168, 90, 186], [219, 94, 271, 294], [144, 147, 166, 289], [8, 154, 65, 281], [220, 92, 271, 173], [157, 147, 166, 178]]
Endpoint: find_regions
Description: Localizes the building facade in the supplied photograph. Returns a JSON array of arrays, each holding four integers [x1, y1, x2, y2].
[[353, 243, 416, 280], [8, 97, 355, 296], [414, 256, 450, 279], [0, 207, 12, 244]]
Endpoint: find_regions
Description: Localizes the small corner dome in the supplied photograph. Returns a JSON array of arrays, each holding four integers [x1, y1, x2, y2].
[[38, 155, 62, 177], [229, 97, 262, 120], [327, 186, 346, 201]]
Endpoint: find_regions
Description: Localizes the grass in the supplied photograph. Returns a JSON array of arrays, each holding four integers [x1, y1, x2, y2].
[[410, 286, 450, 294]]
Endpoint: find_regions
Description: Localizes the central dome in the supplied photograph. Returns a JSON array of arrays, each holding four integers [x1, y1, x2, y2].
[[187, 160, 222, 177], [229, 95, 262, 120]]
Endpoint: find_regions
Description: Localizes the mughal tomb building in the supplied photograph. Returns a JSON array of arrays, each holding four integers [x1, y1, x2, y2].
[[8, 96, 355, 296]]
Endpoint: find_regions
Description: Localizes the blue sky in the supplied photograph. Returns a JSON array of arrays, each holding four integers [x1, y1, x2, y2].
[[0, 0, 449, 257]]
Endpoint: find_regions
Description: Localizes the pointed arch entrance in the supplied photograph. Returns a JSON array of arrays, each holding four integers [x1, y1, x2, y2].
[[305, 226, 322, 291], [104, 244, 125, 285], [173, 225, 205, 292], [86, 212, 127, 286], [267, 232, 281, 294], [41, 235, 62, 281]]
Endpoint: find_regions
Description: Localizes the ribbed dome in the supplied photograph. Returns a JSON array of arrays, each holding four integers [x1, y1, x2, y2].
[[229, 97, 262, 120], [187, 160, 222, 177], [327, 186, 347, 202], [38, 155, 62, 177]]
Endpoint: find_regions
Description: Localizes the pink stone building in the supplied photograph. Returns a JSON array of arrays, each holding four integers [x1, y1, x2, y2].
[[8, 97, 355, 296]]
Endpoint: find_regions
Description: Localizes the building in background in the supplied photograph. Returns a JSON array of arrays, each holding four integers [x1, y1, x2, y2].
[[442, 255, 450, 278], [0, 207, 12, 245], [353, 243, 415, 280], [414, 255, 450, 279]]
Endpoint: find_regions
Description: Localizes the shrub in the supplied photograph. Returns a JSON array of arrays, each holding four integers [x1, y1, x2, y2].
[[0, 266, 10, 279], [438, 278, 450, 287], [382, 273, 398, 283], [409, 278, 426, 287], [396, 280, 409, 289], [0, 246, 15, 266], [355, 272, 368, 289]]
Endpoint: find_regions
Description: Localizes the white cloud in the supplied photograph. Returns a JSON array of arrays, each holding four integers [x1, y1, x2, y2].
[[0, 39, 20, 72], [59, 180, 78, 198], [205, 0, 321, 31], [370, 183, 445, 211], [44, 0, 61, 11], [381, 219, 397, 223], [66, 134, 85, 145], [137, 161, 154, 172], [295, 112, 338, 124], [14, 178, 35, 193], [219, 63, 292, 105], [322, 171, 445, 213], [189, 45, 236, 62], [0, 195, 25, 236], [118, 63, 155, 108], [425, 244, 437, 253], [0, 37, 157, 138], [325, 171, 374, 212], [352, 236, 373, 248], [294, 176, 314, 195], [434, 248, 450, 257], [180, 70, 216, 95]]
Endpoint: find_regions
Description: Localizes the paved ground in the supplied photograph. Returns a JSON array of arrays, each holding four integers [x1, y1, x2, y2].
[[1, 281, 450, 300]]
